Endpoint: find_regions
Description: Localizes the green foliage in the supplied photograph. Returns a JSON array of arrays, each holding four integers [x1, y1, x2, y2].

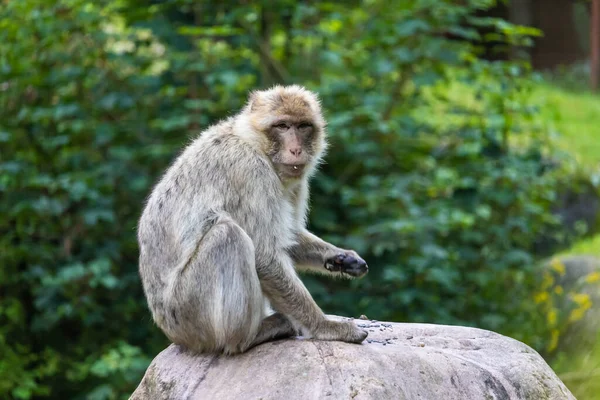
[[0, 2, 170, 399], [0, 0, 595, 398]]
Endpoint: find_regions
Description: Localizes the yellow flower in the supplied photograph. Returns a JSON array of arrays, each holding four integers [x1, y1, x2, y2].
[[568, 307, 588, 323], [571, 293, 592, 309], [547, 329, 559, 352], [554, 285, 564, 295], [547, 309, 558, 326], [585, 271, 600, 284], [549, 258, 566, 276], [534, 291, 549, 304], [541, 272, 554, 290]]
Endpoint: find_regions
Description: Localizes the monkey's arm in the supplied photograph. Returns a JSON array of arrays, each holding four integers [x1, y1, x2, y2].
[[258, 254, 367, 343], [288, 230, 368, 278]]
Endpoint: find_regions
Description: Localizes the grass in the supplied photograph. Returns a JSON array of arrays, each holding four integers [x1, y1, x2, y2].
[[533, 83, 600, 171], [554, 346, 600, 400], [561, 235, 600, 257], [535, 81, 600, 400]]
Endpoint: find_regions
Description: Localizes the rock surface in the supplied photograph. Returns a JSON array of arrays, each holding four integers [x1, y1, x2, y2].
[[130, 317, 574, 400], [553, 255, 600, 352]]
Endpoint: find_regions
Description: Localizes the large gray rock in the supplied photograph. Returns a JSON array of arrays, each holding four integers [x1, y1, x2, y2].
[[553, 255, 600, 289], [131, 317, 574, 400]]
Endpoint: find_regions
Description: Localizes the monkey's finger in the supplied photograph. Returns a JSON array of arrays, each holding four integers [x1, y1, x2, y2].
[[341, 261, 369, 277], [339, 254, 368, 277]]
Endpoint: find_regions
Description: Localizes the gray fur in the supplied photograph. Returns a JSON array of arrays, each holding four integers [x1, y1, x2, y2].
[[138, 85, 368, 354]]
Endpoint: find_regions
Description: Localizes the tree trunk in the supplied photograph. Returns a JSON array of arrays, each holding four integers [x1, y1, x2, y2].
[[591, 0, 600, 90], [259, 7, 276, 87], [508, 0, 533, 60], [531, 0, 586, 69]]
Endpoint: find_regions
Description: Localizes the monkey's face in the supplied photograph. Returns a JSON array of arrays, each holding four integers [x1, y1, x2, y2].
[[247, 86, 327, 181], [266, 117, 320, 179]]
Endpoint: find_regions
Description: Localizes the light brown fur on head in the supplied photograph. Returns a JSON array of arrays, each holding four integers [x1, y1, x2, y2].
[[247, 85, 326, 127]]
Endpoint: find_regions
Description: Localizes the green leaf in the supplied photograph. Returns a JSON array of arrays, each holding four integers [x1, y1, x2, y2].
[[395, 19, 430, 36]]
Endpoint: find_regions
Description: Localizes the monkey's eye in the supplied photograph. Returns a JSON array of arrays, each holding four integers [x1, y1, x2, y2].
[[298, 123, 313, 129], [273, 123, 288, 129]]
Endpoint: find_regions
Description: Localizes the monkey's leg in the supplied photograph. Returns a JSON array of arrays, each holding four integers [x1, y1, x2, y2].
[[166, 218, 265, 354], [247, 312, 297, 349], [258, 257, 368, 344], [288, 230, 368, 278]]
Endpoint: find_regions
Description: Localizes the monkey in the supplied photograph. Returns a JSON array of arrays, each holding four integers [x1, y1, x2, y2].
[[137, 85, 369, 355]]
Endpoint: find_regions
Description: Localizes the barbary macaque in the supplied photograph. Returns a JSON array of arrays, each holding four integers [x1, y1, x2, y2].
[[138, 85, 369, 354]]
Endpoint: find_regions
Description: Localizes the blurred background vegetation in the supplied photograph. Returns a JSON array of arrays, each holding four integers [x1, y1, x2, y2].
[[1, 0, 600, 399]]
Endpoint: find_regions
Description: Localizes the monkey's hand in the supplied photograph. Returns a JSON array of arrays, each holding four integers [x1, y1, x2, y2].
[[325, 251, 368, 278]]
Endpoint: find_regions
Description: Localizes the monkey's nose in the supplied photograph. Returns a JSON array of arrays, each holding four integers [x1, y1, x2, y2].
[[289, 148, 302, 156]]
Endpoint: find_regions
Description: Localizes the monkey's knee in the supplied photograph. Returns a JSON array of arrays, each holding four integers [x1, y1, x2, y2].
[[167, 218, 264, 353]]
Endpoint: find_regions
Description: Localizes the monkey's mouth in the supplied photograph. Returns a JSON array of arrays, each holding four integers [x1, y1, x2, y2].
[[279, 163, 306, 178]]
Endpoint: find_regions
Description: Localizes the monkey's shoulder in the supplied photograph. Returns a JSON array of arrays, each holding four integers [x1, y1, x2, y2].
[[190, 131, 275, 182]]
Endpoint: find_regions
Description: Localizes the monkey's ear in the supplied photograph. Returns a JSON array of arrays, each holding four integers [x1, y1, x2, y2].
[[247, 90, 261, 112]]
